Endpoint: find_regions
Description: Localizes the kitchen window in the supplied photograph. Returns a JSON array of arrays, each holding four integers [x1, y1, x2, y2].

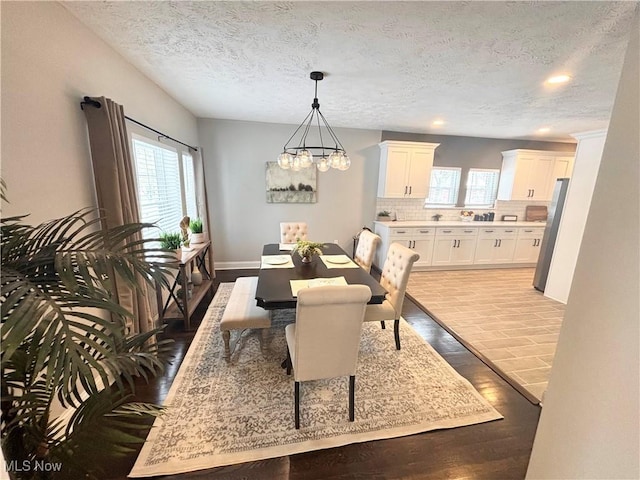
[[464, 168, 500, 207], [425, 167, 461, 206], [131, 134, 197, 239]]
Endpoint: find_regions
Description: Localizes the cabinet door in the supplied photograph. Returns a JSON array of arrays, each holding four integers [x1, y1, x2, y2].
[[382, 148, 410, 197], [452, 238, 477, 264], [546, 156, 574, 200], [529, 156, 555, 200], [513, 235, 543, 263], [494, 237, 517, 263], [413, 237, 435, 267], [510, 156, 537, 200], [406, 149, 432, 198], [509, 155, 554, 200], [432, 237, 456, 265], [474, 237, 497, 264]]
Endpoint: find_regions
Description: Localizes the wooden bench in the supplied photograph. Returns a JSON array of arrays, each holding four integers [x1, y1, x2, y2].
[[220, 277, 271, 361]]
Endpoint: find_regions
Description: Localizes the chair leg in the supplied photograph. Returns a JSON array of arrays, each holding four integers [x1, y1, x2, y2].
[[394, 319, 401, 350], [294, 381, 300, 429], [286, 347, 292, 375], [349, 375, 355, 422], [380, 321, 386, 329]]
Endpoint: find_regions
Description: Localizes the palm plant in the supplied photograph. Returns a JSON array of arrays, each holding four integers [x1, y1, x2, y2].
[[1, 189, 177, 479]]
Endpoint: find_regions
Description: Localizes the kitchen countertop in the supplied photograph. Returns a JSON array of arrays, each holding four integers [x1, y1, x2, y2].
[[373, 220, 547, 228]]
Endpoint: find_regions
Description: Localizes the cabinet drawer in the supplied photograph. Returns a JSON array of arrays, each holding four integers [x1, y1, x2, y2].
[[389, 227, 435, 237], [436, 227, 478, 237], [517, 227, 545, 238], [478, 227, 518, 238]]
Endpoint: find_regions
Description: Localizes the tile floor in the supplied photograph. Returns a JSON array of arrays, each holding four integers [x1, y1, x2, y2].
[[406, 267, 565, 403]]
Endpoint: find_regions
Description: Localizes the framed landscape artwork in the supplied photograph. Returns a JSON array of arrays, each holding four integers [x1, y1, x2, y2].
[[265, 162, 317, 203]]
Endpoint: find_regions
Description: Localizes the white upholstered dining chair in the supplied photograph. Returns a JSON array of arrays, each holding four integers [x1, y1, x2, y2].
[[354, 229, 382, 274], [280, 222, 308, 244], [363, 242, 419, 350], [285, 284, 371, 429]]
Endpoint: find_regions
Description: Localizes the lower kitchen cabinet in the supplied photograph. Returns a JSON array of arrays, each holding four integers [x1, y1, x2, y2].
[[474, 227, 518, 265], [373, 221, 545, 271], [373, 225, 435, 268], [513, 227, 545, 263], [432, 227, 478, 266]]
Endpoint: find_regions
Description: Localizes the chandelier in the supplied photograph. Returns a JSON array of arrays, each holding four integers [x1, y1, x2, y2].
[[277, 71, 350, 172]]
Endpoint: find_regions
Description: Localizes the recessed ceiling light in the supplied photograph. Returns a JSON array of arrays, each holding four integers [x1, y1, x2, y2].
[[538, 127, 551, 133], [432, 119, 445, 126], [546, 74, 571, 84]]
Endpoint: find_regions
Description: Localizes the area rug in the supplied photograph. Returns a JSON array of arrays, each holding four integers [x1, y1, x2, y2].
[[130, 282, 502, 478], [406, 268, 565, 404]]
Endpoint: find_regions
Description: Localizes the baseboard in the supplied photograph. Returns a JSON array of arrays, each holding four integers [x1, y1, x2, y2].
[[216, 261, 261, 270]]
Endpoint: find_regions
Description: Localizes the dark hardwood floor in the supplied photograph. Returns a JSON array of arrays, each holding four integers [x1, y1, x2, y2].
[[106, 269, 540, 480]]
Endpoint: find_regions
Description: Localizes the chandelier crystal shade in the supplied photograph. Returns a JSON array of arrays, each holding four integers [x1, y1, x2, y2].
[[277, 71, 350, 172]]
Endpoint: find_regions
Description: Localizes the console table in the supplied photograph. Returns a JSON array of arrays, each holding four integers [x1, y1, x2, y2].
[[156, 241, 213, 330]]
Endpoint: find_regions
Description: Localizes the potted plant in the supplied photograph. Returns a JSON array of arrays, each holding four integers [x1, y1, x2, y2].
[[160, 231, 183, 260], [1, 183, 173, 479], [189, 218, 205, 244], [291, 240, 324, 263], [376, 210, 392, 222]]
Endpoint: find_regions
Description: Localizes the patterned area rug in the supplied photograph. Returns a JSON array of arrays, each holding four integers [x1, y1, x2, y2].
[[130, 283, 502, 478]]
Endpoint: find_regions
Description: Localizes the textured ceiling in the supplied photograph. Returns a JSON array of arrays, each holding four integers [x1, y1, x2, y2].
[[62, 1, 638, 142]]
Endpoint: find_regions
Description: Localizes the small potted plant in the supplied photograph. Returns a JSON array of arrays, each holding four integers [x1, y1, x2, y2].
[[291, 240, 324, 264], [376, 210, 392, 222], [160, 232, 183, 260], [189, 217, 205, 244]]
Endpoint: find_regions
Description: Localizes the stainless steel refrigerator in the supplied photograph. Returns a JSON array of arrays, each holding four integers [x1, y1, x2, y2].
[[533, 178, 570, 292]]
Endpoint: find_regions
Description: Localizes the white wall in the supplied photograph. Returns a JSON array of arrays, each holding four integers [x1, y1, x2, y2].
[[526, 13, 639, 480], [1, 2, 199, 223], [198, 119, 381, 266], [544, 130, 607, 304]]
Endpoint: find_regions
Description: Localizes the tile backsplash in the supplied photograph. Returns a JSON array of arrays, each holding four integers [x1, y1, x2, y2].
[[375, 198, 549, 222]]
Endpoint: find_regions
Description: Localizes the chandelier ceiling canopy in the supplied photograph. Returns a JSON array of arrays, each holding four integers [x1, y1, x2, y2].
[[277, 72, 350, 172]]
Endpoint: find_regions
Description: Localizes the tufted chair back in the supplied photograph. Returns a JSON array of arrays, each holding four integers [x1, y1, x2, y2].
[[379, 242, 420, 318], [354, 230, 382, 274], [280, 222, 308, 244]]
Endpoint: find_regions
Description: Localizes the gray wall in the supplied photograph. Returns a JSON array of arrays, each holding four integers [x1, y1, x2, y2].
[[381, 131, 576, 205], [198, 119, 381, 266]]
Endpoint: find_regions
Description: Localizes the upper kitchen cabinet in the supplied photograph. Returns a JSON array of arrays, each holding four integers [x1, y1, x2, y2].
[[497, 149, 575, 201], [377, 141, 440, 198]]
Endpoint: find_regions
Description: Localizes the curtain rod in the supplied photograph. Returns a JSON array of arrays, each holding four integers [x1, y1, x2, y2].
[[80, 96, 198, 151]]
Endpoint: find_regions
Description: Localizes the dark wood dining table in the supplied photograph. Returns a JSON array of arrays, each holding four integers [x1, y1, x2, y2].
[[255, 243, 387, 310]]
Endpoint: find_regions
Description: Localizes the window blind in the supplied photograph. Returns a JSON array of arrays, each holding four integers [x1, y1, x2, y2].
[[426, 167, 461, 206], [465, 168, 500, 206], [132, 138, 183, 238]]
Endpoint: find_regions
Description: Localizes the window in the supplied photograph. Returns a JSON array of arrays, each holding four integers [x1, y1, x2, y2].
[[425, 167, 461, 206], [464, 168, 500, 206], [131, 135, 197, 239]]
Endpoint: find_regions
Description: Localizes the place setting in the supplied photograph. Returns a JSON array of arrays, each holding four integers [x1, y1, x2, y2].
[[261, 254, 294, 269], [319, 254, 360, 269]]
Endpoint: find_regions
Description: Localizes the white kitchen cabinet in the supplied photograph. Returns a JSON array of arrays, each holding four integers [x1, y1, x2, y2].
[[513, 226, 545, 263], [377, 141, 440, 198], [473, 227, 518, 265], [432, 227, 478, 266], [373, 224, 435, 269], [497, 150, 575, 201]]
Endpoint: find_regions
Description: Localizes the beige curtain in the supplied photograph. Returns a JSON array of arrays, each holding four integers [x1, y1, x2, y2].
[[82, 96, 154, 335], [192, 147, 215, 278]]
